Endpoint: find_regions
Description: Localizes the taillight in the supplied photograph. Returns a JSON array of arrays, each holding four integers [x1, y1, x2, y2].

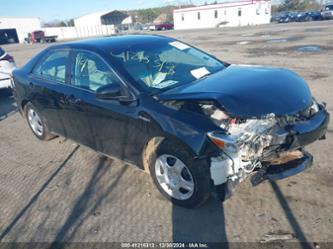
[[0, 54, 14, 63]]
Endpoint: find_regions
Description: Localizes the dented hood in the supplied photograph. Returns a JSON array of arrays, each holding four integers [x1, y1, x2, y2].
[[158, 65, 312, 118]]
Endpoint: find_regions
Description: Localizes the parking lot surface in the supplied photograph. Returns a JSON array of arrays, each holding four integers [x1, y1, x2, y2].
[[0, 21, 333, 244]]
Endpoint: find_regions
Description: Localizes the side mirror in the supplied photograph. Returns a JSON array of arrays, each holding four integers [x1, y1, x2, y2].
[[96, 84, 122, 100]]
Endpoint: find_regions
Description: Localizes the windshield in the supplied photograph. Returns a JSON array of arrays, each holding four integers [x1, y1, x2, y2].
[[325, 5, 333, 10], [109, 40, 225, 93]]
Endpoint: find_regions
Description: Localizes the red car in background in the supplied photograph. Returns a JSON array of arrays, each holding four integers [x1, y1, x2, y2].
[[155, 23, 174, 31]]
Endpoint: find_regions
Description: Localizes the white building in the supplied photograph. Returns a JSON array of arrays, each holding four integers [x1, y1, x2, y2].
[[71, 10, 133, 39], [173, 0, 271, 30], [0, 17, 41, 43], [74, 12, 108, 27], [74, 10, 132, 27]]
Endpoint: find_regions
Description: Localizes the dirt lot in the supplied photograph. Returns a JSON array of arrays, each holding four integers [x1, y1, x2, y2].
[[0, 20, 333, 246]]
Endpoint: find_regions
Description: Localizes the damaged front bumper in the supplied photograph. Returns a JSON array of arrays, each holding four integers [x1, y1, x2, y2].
[[250, 150, 313, 186], [210, 105, 330, 201]]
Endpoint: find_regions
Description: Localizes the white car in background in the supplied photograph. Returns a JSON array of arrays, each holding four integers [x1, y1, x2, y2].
[[149, 24, 156, 31], [0, 47, 16, 90]]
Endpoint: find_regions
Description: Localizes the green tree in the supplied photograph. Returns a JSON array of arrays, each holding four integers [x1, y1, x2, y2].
[[275, 0, 321, 12]]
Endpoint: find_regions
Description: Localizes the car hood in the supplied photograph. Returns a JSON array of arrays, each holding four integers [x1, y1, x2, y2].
[[158, 64, 312, 118]]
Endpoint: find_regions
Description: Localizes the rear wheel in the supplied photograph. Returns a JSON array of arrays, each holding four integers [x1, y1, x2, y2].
[[305, 16, 313, 21], [25, 102, 54, 141], [149, 140, 212, 208]]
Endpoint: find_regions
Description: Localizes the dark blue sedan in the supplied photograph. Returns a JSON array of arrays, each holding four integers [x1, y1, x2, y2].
[[12, 35, 329, 208]]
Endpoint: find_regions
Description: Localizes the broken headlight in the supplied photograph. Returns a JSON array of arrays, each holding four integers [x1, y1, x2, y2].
[[278, 98, 321, 126], [305, 98, 320, 116], [160, 100, 184, 110], [161, 100, 231, 128], [199, 103, 230, 129]]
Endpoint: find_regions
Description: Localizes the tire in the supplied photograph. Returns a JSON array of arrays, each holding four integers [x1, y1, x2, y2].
[[305, 16, 313, 22], [149, 140, 212, 208], [24, 102, 55, 141]]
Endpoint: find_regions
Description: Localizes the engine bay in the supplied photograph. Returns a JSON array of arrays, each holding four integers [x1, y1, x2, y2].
[[206, 99, 327, 190], [163, 98, 327, 189]]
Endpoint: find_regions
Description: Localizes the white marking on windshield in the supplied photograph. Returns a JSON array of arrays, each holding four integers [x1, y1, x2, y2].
[[190, 67, 210, 79], [169, 41, 190, 50]]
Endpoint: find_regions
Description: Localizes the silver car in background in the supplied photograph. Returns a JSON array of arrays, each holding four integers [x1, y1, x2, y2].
[[321, 4, 333, 19]]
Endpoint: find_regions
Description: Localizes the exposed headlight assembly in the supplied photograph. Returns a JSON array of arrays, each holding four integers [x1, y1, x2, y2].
[[207, 131, 238, 153], [199, 103, 230, 129], [161, 100, 231, 128], [160, 100, 184, 110]]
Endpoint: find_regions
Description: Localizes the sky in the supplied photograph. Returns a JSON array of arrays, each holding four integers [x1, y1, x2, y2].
[[1, 0, 214, 22]]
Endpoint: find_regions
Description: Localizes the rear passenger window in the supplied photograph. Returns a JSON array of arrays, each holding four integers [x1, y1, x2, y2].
[[33, 50, 69, 83]]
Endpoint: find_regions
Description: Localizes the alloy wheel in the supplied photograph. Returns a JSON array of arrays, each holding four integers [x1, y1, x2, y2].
[[154, 154, 194, 200], [27, 108, 44, 136]]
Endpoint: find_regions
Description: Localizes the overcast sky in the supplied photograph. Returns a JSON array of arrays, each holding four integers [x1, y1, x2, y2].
[[2, 0, 280, 22]]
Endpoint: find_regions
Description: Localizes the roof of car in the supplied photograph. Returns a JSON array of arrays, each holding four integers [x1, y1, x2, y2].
[[52, 35, 174, 52]]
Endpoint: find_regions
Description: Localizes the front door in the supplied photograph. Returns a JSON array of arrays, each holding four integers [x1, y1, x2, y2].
[[68, 50, 140, 160]]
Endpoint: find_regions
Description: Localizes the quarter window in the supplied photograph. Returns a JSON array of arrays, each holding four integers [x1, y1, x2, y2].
[[214, 10, 218, 18], [197, 12, 201, 20], [238, 8, 242, 16], [33, 50, 69, 83], [72, 51, 121, 92]]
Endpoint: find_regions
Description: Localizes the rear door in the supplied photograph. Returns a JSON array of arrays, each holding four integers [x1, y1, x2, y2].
[[29, 49, 70, 135]]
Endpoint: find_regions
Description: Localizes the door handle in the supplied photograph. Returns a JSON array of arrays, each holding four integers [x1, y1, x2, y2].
[[59, 95, 81, 105], [67, 95, 81, 104]]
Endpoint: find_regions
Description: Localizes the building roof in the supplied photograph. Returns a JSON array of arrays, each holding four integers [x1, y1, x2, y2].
[[75, 10, 129, 21], [74, 11, 109, 21], [173, 0, 270, 13]]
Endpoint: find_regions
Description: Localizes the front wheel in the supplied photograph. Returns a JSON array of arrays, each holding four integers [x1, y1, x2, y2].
[[149, 140, 212, 208], [25, 102, 55, 141]]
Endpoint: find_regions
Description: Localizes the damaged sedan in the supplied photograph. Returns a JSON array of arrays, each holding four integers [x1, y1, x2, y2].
[[12, 35, 329, 208]]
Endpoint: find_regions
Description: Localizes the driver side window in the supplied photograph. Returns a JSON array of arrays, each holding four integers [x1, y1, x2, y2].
[[72, 51, 121, 91]]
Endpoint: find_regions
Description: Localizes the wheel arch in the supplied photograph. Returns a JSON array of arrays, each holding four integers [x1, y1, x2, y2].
[[21, 99, 29, 115], [142, 134, 204, 174]]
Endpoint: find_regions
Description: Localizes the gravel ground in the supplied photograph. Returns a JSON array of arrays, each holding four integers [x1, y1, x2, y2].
[[0, 20, 332, 246]]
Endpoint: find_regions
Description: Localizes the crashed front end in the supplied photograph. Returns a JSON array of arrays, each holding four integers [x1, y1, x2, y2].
[[204, 99, 329, 199]]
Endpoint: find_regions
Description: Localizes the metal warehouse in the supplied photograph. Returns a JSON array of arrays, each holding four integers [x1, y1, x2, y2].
[[173, 0, 271, 30], [74, 10, 132, 28], [0, 17, 41, 44]]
